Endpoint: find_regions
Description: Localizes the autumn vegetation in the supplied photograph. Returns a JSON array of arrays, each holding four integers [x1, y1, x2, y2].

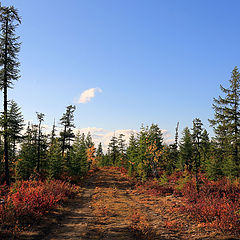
[[0, 2, 239, 240]]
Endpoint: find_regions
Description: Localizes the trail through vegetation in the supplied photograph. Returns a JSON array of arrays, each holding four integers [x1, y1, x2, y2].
[[20, 168, 239, 240]]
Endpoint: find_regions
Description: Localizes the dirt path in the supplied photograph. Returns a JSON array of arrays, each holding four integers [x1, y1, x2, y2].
[[20, 168, 240, 240], [43, 168, 136, 240]]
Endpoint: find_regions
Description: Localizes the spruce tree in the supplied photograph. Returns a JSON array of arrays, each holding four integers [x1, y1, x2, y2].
[[117, 133, 126, 166], [50, 119, 56, 145], [200, 129, 210, 169], [36, 112, 44, 172], [147, 124, 163, 178], [47, 139, 62, 179], [148, 124, 164, 149], [85, 132, 94, 148], [96, 142, 104, 166], [59, 105, 75, 157], [17, 124, 38, 180], [179, 127, 193, 171], [192, 118, 203, 192], [68, 132, 88, 177], [136, 125, 148, 181], [0, 6, 21, 185], [96, 142, 103, 157], [7, 100, 24, 159], [126, 133, 138, 176], [108, 134, 119, 165], [166, 122, 180, 174], [209, 66, 240, 176]]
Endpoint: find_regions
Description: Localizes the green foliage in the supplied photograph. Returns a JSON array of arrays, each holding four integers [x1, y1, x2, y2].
[[125, 124, 164, 181], [175, 170, 191, 191], [0, 100, 24, 168], [126, 133, 138, 176], [222, 157, 239, 180], [7, 100, 24, 154], [136, 162, 147, 182], [85, 132, 94, 148], [96, 142, 105, 167], [0, 6, 21, 87], [200, 129, 210, 170], [59, 105, 76, 157], [158, 172, 168, 185], [179, 127, 193, 171], [209, 66, 240, 177], [36, 112, 44, 172], [16, 122, 48, 180], [68, 132, 88, 177], [16, 142, 37, 180], [108, 135, 119, 166], [47, 139, 63, 179]]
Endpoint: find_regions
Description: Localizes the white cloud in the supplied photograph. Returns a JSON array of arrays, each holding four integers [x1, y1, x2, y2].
[[72, 128, 137, 152], [72, 128, 173, 152], [77, 88, 102, 104]]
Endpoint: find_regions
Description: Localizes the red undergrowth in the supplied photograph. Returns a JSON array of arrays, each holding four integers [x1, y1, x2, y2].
[[0, 179, 80, 238]]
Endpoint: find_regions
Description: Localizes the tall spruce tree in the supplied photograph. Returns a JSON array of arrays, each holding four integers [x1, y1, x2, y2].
[[192, 118, 203, 192], [0, 6, 21, 185], [50, 119, 56, 145], [59, 105, 76, 157], [167, 122, 180, 173], [209, 67, 240, 176], [36, 112, 44, 172]]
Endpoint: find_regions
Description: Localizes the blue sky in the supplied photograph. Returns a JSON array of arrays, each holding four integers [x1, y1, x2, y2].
[[3, 0, 240, 143]]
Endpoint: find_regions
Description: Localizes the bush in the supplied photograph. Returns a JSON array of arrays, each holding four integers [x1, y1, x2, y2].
[[181, 176, 240, 233], [0, 179, 80, 230]]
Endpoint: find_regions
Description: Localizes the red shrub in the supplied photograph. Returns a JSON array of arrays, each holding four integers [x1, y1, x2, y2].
[[181, 176, 240, 233], [0, 180, 79, 226], [136, 179, 174, 197]]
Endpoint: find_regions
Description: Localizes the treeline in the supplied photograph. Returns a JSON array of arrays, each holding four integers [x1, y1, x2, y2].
[[98, 67, 240, 182], [0, 103, 96, 183]]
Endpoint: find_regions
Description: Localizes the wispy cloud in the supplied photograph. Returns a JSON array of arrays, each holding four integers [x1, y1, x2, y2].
[[77, 88, 102, 104]]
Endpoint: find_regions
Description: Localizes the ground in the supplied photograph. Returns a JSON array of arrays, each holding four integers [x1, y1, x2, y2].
[[20, 168, 240, 240]]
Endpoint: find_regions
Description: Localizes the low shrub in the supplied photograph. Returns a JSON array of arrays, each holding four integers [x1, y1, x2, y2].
[[135, 179, 174, 197], [0, 179, 80, 238], [181, 176, 240, 233]]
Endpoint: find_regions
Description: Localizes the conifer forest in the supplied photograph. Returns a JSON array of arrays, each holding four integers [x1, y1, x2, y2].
[[0, 2, 240, 240]]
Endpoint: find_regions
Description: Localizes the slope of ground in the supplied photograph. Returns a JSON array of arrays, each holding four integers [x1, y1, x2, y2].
[[20, 168, 240, 240]]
